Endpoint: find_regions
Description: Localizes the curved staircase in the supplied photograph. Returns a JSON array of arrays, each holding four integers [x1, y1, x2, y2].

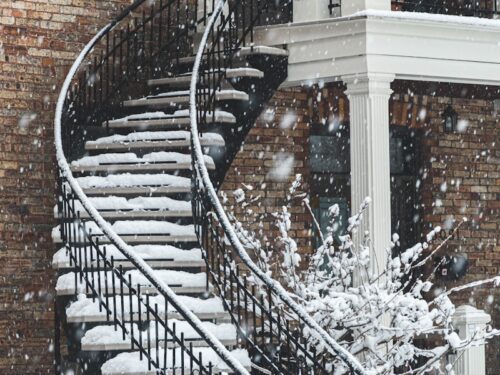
[[53, 0, 363, 374]]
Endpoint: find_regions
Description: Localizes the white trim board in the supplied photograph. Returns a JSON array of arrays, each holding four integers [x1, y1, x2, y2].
[[254, 11, 500, 87]]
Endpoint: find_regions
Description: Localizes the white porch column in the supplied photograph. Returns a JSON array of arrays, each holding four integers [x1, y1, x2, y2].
[[450, 305, 491, 375], [343, 73, 394, 276], [293, 0, 333, 21], [341, 0, 390, 16]]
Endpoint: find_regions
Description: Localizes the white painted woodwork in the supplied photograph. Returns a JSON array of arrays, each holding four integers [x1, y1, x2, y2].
[[343, 73, 394, 276], [253, 11, 500, 87], [293, 0, 333, 22], [341, 0, 390, 15], [450, 305, 491, 375]]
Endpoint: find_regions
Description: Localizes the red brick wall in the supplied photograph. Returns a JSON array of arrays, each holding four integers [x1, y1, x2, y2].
[[391, 84, 499, 373], [223, 81, 499, 373], [221, 88, 315, 260], [0, 1, 132, 373], [404, 93, 499, 374]]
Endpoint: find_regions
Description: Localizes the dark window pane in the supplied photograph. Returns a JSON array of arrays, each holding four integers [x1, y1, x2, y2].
[[314, 197, 349, 245], [390, 136, 405, 174], [309, 135, 350, 173]]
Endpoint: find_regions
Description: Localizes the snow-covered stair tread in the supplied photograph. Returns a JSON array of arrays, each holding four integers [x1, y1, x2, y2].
[[101, 348, 251, 374], [52, 245, 203, 269], [71, 152, 215, 173], [75, 173, 191, 196], [81, 320, 237, 351], [76, 173, 190, 188], [176, 45, 288, 64], [52, 220, 197, 244], [66, 294, 229, 323], [56, 269, 209, 296], [54, 196, 192, 219], [85, 131, 224, 152], [103, 110, 236, 129], [145, 89, 248, 100], [237, 45, 289, 56], [124, 89, 249, 108], [148, 67, 264, 87]]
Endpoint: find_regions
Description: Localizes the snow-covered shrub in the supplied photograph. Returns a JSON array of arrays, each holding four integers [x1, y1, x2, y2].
[[224, 175, 499, 374]]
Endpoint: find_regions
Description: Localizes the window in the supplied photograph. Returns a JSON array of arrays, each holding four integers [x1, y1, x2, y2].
[[309, 123, 422, 250], [310, 134, 350, 174], [389, 127, 422, 250], [309, 123, 351, 246], [313, 197, 348, 244]]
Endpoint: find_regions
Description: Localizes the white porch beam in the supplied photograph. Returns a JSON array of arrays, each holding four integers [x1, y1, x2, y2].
[[343, 73, 395, 276], [253, 11, 500, 87]]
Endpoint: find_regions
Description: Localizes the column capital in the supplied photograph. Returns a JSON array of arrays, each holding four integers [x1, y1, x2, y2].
[[342, 73, 395, 96]]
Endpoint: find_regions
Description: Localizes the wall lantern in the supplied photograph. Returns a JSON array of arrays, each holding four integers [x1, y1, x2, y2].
[[435, 255, 469, 281], [442, 104, 458, 133]]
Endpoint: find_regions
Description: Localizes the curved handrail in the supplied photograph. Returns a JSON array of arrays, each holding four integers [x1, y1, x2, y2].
[[189, 0, 366, 374], [54, 2, 249, 374]]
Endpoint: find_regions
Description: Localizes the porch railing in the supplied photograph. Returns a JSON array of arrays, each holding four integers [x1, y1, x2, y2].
[[391, 0, 500, 18]]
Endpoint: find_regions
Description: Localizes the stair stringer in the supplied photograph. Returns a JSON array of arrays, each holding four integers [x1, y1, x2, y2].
[[208, 53, 289, 188]]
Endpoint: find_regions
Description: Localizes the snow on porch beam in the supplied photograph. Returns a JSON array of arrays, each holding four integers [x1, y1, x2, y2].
[[293, 0, 332, 22], [343, 72, 394, 277], [341, 0, 390, 16]]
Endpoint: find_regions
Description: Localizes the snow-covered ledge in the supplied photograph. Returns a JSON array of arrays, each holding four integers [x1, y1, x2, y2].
[[293, 0, 331, 22], [343, 73, 394, 276], [341, 0, 390, 16], [292, 0, 390, 22], [450, 305, 491, 375]]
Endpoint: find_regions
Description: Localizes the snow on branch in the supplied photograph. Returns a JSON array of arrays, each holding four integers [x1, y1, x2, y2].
[[225, 175, 499, 374]]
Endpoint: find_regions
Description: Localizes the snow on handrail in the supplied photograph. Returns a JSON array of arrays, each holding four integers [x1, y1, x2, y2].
[[189, 0, 367, 373], [54, 9, 250, 375]]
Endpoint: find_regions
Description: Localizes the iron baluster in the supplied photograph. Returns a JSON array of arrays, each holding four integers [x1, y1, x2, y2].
[[103, 246, 110, 321], [147, 294, 152, 371], [129, 273, 135, 349], [120, 264, 126, 340]]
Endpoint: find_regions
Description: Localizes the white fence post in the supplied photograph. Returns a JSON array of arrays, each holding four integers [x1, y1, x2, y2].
[[450, 305, 491, 375]]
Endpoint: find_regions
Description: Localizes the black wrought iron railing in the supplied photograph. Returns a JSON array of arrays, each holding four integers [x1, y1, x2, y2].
[[189, 1, 365, 374], [62, 0, 205, 161], [392, 0, 500, 17], [329, 0, 342, 16], [54, 0, 251, 374], [57, 179, 230, 374]]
